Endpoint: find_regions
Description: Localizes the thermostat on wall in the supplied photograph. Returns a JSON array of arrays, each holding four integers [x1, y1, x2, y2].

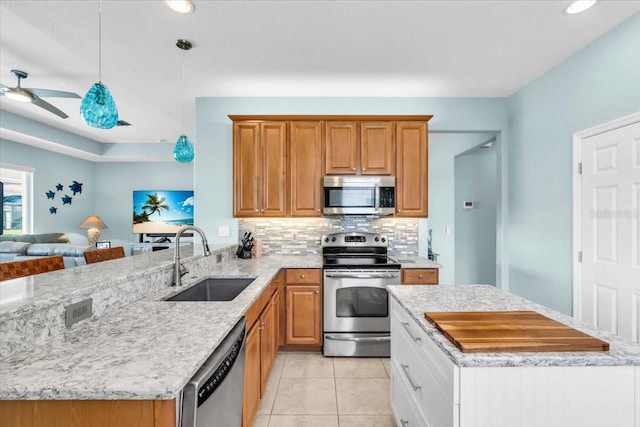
[[463, 201, 474, 209]]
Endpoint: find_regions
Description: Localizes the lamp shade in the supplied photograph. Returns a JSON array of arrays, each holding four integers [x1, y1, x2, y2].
[[173, 134, 195, 163], [79, 215, 108, 230], [80, 82, 119, 129]]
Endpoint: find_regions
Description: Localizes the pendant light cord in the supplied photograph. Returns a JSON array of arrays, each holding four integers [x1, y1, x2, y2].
[[182, 46, 186, 135], [98, 0, 102, 83]]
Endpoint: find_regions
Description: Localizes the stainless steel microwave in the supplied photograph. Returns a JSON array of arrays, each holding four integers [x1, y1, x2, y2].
[[323, 176, 395, 216]]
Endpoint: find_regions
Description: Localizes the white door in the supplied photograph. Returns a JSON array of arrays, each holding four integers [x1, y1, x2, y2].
[[579, 120, 640, 342]]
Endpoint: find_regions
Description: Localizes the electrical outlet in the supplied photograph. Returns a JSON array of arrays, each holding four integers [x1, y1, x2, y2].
[[65, 298, 92, 328]]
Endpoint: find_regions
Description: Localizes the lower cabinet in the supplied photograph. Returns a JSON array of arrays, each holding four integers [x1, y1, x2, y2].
[[0, 400, 176, 427], [285, 269, 322, 346], [401, 268, 439, 285], [242, 278, 280, 427]]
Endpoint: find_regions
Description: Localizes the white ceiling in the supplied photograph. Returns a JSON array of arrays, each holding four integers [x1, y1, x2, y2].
[[1, 0, 639, 151]]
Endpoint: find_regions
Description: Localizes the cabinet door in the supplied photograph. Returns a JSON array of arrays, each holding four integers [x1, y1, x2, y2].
[[286, 284, 322, 345], [260, 296, 277, 393], [289, 121, 323, 217], [360, 122, 394, 175], [242, 323, 261, 427], [325, 121, 357, 174], [261, 122, 288, 216], [233, 122, 261, 217], [396, 121, 428, 217]]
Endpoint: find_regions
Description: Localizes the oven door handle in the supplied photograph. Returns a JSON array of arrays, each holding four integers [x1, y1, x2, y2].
[[324, 273, 399, 279], [324, 335, 391, 342]]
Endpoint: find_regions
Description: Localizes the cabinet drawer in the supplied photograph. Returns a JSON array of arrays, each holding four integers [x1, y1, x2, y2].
[[401, 268, 438, 285], [391, 362, 427, 427], [391, 298, 458, 404], [286, 269, 321, 284]]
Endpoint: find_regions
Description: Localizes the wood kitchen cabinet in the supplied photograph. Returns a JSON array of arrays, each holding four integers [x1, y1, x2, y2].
[[285, 269, 322, 346], [325, 121, 358, 174], [289, 121, 323, 217], [242, 276, 280, 427], [395, 121, 428, 217], [0, 400, 176, 427], [325, 121, 394, 175], [401, 268, 439, 285], [233, 121, 287, 217], [360, 121, 395, 175]]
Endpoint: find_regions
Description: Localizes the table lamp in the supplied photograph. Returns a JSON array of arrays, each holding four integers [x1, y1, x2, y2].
[[79, 216, 108, 246]]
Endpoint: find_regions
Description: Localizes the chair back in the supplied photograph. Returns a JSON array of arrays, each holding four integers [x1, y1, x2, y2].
[[83, 246, 126, 264], [0, 256, 65, 281]]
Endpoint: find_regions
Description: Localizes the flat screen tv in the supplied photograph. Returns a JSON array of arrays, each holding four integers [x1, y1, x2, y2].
[[132, 190, 194, 236]]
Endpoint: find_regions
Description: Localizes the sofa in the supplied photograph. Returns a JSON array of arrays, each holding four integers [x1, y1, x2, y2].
[[0, 233, 92, 268]]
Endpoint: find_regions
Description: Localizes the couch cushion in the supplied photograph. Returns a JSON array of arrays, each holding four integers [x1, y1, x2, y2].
[[24, 244, 57, 256], [0, 241, 31, 255], [53, 245, 92, 257], [33, 233, 71, 244], [0, 236, 17, 242]]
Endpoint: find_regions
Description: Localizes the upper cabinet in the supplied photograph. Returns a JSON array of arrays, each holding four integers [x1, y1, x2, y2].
[[395, 121, 428, 217], [289, 121, 323, 217], [230, 115, 431, 218], [233, 121, 287, 217], [324, 121, 394, 175], [360, 122, 395, 175]]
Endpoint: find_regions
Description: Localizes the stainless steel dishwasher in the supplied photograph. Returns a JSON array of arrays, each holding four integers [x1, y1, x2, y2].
[[179, 317, 246, 427]]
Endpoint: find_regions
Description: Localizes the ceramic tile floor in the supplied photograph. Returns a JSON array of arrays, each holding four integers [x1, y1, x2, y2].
[[252, 352, 396, 427]]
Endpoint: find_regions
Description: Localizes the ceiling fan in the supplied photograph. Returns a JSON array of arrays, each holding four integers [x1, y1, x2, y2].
[[0, 69, 80, 119]]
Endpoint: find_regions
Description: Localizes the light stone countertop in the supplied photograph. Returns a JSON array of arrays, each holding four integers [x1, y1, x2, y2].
[[388, 254, 441, 269], [388, 284, 640, 368], [0, 254, 321, 400]]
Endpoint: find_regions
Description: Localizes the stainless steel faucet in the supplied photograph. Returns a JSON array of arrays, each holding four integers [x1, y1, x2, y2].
[[172, 225, 212, 286]]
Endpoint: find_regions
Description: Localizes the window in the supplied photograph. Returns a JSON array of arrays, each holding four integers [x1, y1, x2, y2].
[[1, 164, 34, 235]]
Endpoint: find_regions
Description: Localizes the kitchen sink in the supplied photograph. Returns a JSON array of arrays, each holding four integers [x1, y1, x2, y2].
[[165, 277, 255, 302]]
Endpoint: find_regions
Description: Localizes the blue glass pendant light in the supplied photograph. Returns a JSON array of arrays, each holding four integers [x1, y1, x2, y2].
[[174, 134, 195, 163], [81, 0, 119, 129], [174, 39, 194, 163]]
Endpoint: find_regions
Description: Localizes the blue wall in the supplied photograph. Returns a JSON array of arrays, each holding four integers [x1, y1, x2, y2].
[[506, 12, 640, 313], [0, 138, 95, 244]]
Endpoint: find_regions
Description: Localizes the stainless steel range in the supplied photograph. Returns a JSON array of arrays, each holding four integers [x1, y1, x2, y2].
[[322, 231, 400, 357]]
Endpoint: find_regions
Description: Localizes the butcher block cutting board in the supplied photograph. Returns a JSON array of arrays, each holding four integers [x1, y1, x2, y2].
[[424, 311, 609, 353]]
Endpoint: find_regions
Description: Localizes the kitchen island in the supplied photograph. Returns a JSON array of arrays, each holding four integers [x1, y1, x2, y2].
[[388, 285, 640, 427], [0, 246, 324, 426]]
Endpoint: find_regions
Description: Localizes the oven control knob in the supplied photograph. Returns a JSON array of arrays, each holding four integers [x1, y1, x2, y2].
[[374, 237, 380, 242], [381, 237, 386, 243], [331, 237, 336, 242], [324, 237, 329, 243]]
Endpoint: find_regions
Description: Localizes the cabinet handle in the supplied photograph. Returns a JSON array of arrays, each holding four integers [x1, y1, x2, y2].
[[401, 364, 421, 391], [352, 167, 356, 171], [362, 167, 366, 171], [255, 208, 259, 212], [401, 322, 421, 342], [301, 274, 305, 278], [400, 420, 409, 427], [418, 274, 423, 279], [314, 290, 319, 294]]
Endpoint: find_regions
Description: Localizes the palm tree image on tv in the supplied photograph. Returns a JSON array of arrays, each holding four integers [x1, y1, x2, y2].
[[132, 190, 194, 234]]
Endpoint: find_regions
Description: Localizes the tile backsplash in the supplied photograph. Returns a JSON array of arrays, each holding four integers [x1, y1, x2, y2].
[[238, 217, 418, 256]]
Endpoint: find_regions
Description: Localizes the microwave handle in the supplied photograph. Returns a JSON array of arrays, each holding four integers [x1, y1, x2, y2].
[[375, 183, 380, 211]]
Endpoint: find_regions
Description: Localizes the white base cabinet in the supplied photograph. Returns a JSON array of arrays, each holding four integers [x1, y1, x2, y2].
[[390, 298, 638, 427]]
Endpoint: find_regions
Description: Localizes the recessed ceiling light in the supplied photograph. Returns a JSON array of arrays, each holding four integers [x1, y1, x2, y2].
[[564, 0, 597, 15], [165, 0, 194, 14]]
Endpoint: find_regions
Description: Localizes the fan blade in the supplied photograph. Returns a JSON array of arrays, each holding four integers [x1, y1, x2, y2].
[[31, 96, 69, 119], [28, 88, 81, 99]]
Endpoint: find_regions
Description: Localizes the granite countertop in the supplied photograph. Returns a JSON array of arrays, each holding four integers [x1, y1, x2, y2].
[[388, 284, 640, 368], [0, 255, 321, 400], [388, 254, 440, 269]]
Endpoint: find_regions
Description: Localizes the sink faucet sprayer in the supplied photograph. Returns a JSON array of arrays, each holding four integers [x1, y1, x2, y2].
[[173, 225, 212, 286]]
